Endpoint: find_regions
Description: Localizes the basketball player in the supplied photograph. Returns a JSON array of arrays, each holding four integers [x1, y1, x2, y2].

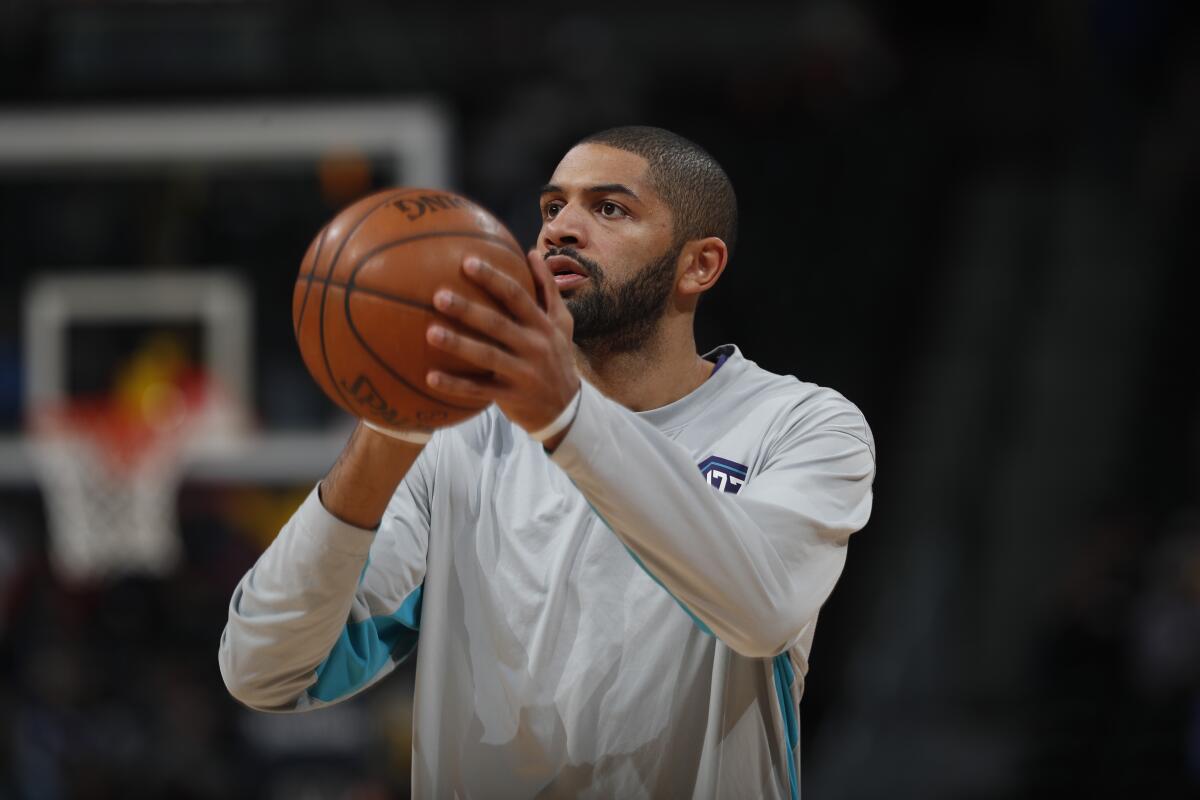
[[219, 127, 875, 799]]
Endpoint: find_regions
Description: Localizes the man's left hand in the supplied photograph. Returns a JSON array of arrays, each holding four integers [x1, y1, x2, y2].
[[425, 250, 580, 440]]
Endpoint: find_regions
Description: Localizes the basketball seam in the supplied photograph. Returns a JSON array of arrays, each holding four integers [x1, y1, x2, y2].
[[340, 232, 521, 412], [296, 230, 526, 293], [304, 281, 432, 311], [316, 191, 412, 413], [325, 284, 480, 417], [293, 224, 329, 339]]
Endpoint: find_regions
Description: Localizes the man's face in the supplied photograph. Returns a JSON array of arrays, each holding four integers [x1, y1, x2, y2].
[[538, 144, 680, 353]]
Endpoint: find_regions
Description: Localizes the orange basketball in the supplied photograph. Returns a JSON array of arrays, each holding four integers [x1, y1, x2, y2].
[[292, 188, 534, 433]]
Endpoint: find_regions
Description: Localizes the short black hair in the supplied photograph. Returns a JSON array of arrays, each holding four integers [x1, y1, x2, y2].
[[576, 126, 738, 257]]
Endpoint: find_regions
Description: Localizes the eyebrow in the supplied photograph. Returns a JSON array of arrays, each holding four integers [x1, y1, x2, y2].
[[539, 183, 641, 201]]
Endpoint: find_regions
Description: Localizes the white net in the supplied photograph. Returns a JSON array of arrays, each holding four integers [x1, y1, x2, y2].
[[29, 430, 186, 582], [27, 385, 244, 584], [20, 272, 254, 585]]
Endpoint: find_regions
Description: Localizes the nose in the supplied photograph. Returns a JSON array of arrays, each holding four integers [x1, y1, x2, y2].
[[542, 202, 588, 250]]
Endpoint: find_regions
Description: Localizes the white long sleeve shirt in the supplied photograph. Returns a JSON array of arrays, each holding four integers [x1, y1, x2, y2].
[[219, 345, 876, 799]]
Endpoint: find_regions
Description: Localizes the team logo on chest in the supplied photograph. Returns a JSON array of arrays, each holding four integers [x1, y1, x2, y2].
[[698, 456, 749, 495]]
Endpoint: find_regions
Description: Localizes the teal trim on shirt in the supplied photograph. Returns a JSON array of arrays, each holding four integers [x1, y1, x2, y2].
[[773, 654, 799, 800], [620, 542, 716, 638], [308, 583, 423, 703], [569, 477, 716, 638]]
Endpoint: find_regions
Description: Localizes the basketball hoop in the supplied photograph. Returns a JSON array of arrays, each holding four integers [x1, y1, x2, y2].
[[27, 372, 241, 584]]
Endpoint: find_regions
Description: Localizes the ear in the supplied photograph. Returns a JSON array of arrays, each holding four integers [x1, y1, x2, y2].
[[676, 237, 729, 297]]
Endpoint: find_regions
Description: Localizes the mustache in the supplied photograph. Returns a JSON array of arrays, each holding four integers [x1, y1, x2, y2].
[[543, 247, 603, 280]]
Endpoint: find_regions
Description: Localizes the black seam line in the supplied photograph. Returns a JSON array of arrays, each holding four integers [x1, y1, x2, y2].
[[823, 427, 876, 463], [295, 280, 434, 312], [339, 227, 526, 412], [296, 189, 440, 333], [318, 229, 528, 413], [297, 229, 527, 293], [294, 224, 329, 339], [318, 191, 411, 412], [342, 238, 482, 412]]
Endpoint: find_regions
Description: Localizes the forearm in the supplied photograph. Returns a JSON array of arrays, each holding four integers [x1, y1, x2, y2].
[[320, 422, 424, 529], [551, 383, 874, 657], [218, 487, 376, 710], [220, 423, 426, 709], [557, 431, 816, 656]]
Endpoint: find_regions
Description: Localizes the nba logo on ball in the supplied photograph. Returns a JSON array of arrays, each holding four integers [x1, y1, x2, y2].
[[698, 456, 748, 495]]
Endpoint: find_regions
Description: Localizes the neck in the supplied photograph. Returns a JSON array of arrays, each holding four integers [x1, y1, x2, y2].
[[573, 318, 714, 412]]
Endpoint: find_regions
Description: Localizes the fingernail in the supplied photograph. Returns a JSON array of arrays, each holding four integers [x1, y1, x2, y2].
[[428, 325, 446, 343], [434, 290, 453, 309], [427, 371, 441, 387], [463, 257, 481, 274]]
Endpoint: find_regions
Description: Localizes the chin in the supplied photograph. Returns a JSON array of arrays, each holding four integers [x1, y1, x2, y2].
[[561, 288, 588, 308]]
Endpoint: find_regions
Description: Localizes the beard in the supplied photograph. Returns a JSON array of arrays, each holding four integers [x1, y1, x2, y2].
[[550, 245, 679, 356]]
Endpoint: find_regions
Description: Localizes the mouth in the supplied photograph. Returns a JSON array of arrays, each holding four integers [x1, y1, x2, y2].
[[545, 254, 590, 290]]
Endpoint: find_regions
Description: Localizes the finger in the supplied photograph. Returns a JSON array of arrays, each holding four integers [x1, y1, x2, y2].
[[432, 288, 532, 354], [426, 323, 525, 380], [463, 256, 547, 329], [527, 248, 553, 311], [425, 369, 497, 401], [526, 249, 573, 332]]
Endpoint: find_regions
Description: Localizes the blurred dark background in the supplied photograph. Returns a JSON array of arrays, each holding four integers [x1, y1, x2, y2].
[[2, 0, 1200, 797]]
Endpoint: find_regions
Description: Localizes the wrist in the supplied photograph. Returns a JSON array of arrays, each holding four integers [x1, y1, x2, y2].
[[361, 419, 432, 446], [320, 423, 426, 529], [531, 385, 582, 449], [541, 428, 570, 453]]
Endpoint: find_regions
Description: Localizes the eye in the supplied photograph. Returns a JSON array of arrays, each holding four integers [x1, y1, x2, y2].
[[598, 201, 627, 219], [543, 201, 563, 220]]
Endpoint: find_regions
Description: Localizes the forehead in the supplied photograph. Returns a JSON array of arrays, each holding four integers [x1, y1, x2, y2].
[[548, 144, 656, 198]]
